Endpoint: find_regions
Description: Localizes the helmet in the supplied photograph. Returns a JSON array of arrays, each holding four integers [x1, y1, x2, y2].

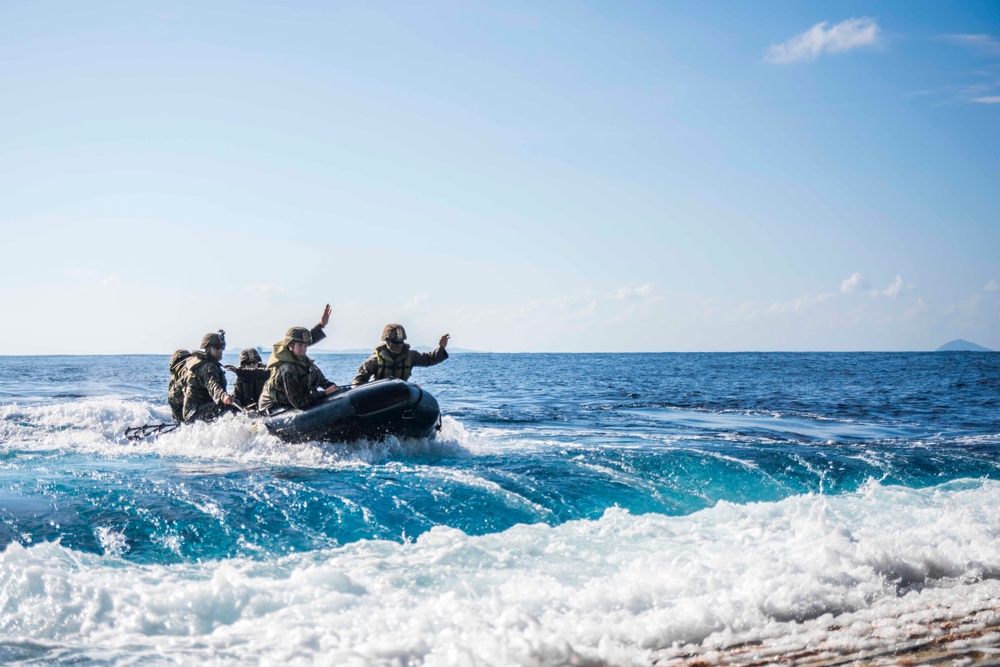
[[283, 327, 313, 346], [239, 348, 262, 366], [381, 323, 406, 343], [170, 349, 190, 367], [201, 330, 226, 350]]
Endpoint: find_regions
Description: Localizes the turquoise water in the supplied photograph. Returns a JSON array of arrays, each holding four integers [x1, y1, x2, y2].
[[1, 352, 998, 664]]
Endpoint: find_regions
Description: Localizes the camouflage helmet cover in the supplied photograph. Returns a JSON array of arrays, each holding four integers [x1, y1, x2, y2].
[[201, 330, 226, 350], [170, 349, 190, 367], [381, 323, 406, 342], [239, 348, 262, 366], [283, 327, 313, 347]]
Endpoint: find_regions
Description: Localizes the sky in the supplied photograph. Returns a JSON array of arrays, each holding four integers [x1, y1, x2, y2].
[[1, 0, 998, 354]]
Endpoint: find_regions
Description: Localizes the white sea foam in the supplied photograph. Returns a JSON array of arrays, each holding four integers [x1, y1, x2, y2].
[[0, 399, 473, 469], [3, 479, 1000, 665]]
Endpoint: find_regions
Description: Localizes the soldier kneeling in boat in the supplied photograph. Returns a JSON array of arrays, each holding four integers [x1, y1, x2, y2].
[[181, 331, 235, 422], [352, 324, 449, 387], [258, 327, 340, 412]]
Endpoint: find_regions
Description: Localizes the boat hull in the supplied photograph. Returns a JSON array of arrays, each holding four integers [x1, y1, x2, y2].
[[261, 379, 440, 443]]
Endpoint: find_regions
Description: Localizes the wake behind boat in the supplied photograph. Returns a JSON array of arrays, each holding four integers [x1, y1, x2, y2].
[[125, 379, 441, 444]]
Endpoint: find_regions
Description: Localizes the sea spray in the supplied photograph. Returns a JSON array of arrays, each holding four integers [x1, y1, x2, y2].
[[2, 352, 999, 664]]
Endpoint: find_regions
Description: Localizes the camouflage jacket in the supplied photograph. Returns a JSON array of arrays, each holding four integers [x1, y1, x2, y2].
[[223, 324, 326, 411], [167, 350, 192, 422], [308, 323, 327, 347], [258, 344, 335, 412], [181, 351, 231, 422], [352, 343, 448, 386]]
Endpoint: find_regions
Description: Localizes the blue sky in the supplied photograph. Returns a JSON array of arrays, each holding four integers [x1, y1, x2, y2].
[[1, 1, 998, 353]]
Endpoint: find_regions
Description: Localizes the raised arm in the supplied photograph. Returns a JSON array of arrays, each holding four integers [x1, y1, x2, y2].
[[310, 304, 332, 346]]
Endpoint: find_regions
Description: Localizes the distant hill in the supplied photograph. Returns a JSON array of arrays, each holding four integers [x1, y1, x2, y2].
[[936, 339, 993, 352]]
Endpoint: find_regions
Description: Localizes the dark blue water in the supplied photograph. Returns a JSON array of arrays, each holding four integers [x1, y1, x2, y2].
[[1, 352, 998, 665], [2, 353, 997, 563]]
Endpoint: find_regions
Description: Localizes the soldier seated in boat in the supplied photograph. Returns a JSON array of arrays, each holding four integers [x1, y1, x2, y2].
[[352, 324, 450, 387], [258, 326, 340, 412], [181, 331, 236, 422], [224, 304, 332, 411], [167, 349, 192, 422], [225, 348, 269, 410]]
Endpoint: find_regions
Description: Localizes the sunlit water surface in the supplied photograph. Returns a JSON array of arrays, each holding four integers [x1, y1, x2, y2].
[[1, 352, 998, 665]]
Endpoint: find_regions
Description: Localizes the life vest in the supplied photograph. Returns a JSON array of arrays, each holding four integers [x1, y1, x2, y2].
[[374, 344, 413, 381], [260, 344, 323, 410]]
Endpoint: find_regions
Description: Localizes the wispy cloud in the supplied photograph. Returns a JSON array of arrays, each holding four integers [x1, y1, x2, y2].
[[765, 18, 879, 64], [942, 34, 1000, 58], [65, 268, 119, 286], [945, 294, 982, 320], [243, 283, 285, 298], [765, 291, 836, 315], [924, 35, 1000, 105], [403, 293, 430, 312], [901, 297, 928, 321], [841, 272, 868, 293], [843, 272, 907, 298], [615, 283, 654, 300], [879, 275, 904, 298], [744, 272, 908, 320], [986, 280, 998, 292]]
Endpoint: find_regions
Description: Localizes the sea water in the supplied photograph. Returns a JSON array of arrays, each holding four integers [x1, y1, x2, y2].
[[0, 352, 998, 665]]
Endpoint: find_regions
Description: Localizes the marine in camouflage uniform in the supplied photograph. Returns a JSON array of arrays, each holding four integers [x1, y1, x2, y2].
[[352, 323, 450, 387], [181, 331, 235, 423], [224, 308, 330, 411], [226, 348, 270, 410], [258, 327, 339, 412], [167, 349, 192, 422]]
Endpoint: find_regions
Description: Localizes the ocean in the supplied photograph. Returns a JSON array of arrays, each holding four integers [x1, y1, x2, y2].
[[1, 352, 998, 666]]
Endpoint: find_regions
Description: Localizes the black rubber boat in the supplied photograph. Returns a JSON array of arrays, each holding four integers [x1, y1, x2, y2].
[[261, 379, 441, 443]]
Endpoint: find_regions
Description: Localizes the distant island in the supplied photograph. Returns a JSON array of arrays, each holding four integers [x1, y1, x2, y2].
[[936, 339, 993, 352]]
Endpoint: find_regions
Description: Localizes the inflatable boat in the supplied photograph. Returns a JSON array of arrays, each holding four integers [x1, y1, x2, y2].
[[124, 379, 441, 444], [261, 379, 441, 443]]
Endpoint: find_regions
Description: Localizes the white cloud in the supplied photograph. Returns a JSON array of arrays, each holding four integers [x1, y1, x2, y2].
[[986, 280, 999, 292], [841, 272, 867, 293], [403, 293, 430, 312], [880, 275, 904, 298], [615, 283, 654, 300], [765, 18, 879, 64], [102, 274, 118, 286], [974, 96, 1000, 104], [765, 291, 836, 315], [243, 283, 286, 298]]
